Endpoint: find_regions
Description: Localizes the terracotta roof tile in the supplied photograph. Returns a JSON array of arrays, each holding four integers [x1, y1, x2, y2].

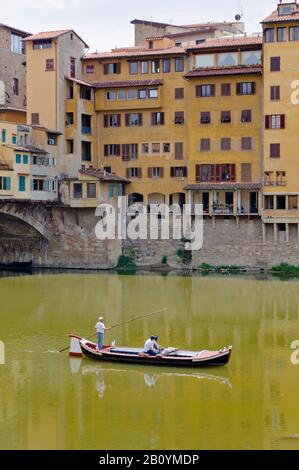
[[184, 183, 262, 191], [80, 168, 131, 183], [24, 29, 89, 47], [65, 76, 96, 88], [185, 64, 262, 78], [262, 8, 299, 24], [83, 46, 185, 60], [4, 144, 48, 155], [95, 79, 163, 89], [186, 36, 262, 51]]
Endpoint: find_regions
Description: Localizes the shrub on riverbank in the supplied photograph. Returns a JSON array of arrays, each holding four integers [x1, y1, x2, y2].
[[117, 255, 136, 270], [161, 256, 168, 265], [272, 263, 299, 274], [199, 263, 242, 274]]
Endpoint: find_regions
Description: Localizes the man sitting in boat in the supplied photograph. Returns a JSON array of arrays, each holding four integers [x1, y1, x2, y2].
[[143, 335, 161, 356]]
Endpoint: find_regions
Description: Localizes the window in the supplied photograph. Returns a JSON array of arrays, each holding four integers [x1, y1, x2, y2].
[[289, 195, 298, 209], [48, 134, 57, 145], [265, 195, 274, 209], [221, 111, 231, 123], [196, 84, 215, 97], [129, 62, 138, 75], [0, 177, 11, 190], [241, 50, 262, 65], [117, 90, 126, 100], [68, 84, 74, 99], [70, 58, 76, 78], [13, 78, 19, 95], [271, 86, 280, 101], [141, 61, 149, 74], [23, 155, 28, 164], [33, 39, 52, 49], [270, 57, 280, 72], [12, 134, 17, 145], [241, 163, 252, 182], [16, 154, 21, 164], [138, 89, 147, 100], [87, 183, 97, 198], [104, 166, 111, 173], [106, 90, 116, 101], [2, 130, 6, 143], [241, 137, 252, 150], [218, 52, 238, 66], [67, 140, 74, 153], [31, 113, 39, 125], [174, 111, 184, 125], [277, 196, 286, 210], [277, 27, 287, 42], [109, 184, 114, 198], [195, 54, 214, 68], [237, 82, 255, 95], [18, 175, 26, 192], [163, 59, 171, 73], [276, 171, 287, 186], [86, 65, 94, 74], [126, 168, 142, 178], [151, 60, 160, 73], [270, 143, 280, 158], [142, 143, 149, 154], [125, 113, 143, 127], [290, 26, 299, 41], [175, 42, 182, 47], [265, 115, 285, 129], [175, 58, 184, 72], [221, 83, 231, 96], [151, 112, 165, 126], [148, 41, 154, 49], [201, 111, 211, 124], [175, 142, 184, 160], [104, 63, 121, 74], [264, 28, 275, 43], [170, 167, 188, 178], [200, 138, 211, 151], [241, 109, 252, 123], [175, 88, 184, 99], [221, 138, 231, 151], [104, 114, 121, 127], [82, 114, 92, 134], [32, 179, 45, 191], [148, 167, 163, 178], [11, 34, 24, 54], [73, 183, 83, 199], [149, 88, 158, 98], [163, 143, 170, 153], [122, 144, 138, 160], [280, 4, 295, 14], [104, 144, 121, 156], [46, 59, 54, 71], [152, 143, 160, 154], [195, 164, 236, 182], [196, 39, 205, 45], [80, 86, 92, 100], [82, 141, 92, 161], [128, 89, 138, 100], [66, 112, 74, 125]]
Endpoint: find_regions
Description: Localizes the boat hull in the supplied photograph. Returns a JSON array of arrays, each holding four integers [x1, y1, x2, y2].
[[0, 261, 32, 271]]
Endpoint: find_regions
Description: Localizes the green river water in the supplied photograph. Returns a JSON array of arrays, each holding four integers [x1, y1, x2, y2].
[[0, 271, 299, 450]]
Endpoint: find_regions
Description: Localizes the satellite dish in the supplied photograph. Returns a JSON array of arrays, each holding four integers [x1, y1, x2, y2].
[[235, 14, 242, 21]]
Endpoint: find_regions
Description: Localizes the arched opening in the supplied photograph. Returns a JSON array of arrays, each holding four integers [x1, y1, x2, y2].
[[128, 193, 144, 206], [147, 193, 166, 213], [169, 192, 186, 209]]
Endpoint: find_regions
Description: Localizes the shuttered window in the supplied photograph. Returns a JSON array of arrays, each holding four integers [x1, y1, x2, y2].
[[175, 88, 184, 99], [270, 57, 280, 72], [241, 163, 252, 182], [270, 143, 280, 158], [196, 84, 215, 97], [175, 142, 184, 160]]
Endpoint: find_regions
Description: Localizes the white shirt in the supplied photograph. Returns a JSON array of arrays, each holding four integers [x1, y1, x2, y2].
[[95, 321, 106, 334], [144, 338, 158, 353]]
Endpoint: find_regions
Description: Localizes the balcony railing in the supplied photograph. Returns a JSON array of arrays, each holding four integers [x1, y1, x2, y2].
[[212, 203, 234, 215], [82, 127, 92, 135]]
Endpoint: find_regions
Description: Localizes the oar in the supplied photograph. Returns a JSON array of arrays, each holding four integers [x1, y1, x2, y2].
[[59, 308, 168, 353]]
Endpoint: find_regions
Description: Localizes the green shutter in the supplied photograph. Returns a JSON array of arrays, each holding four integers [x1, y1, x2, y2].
[[12, 135, 17, 144], [30, 179, 34, 191], [118, 184, 123, 196], [2, 130, 6, 143], [16, 154, 21, 164], [23, 155, 28, 164], [19, 176, 26, 192], [109, 184, 114, 198], [4, 177, 11, 191]]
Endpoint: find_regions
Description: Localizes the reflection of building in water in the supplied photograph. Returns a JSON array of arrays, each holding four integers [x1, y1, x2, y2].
[[144, 374, 159, 388], [96, 370, 106, 398]]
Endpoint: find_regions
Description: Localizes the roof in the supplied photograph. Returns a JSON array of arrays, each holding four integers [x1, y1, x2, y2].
[[262, 6, 299, 24], [83, 46, 185, 60], [184, 183, 262, 191], [65, 76, 96, 88], [166, 27, 217, 38], [31, 125, 63, 135], [4, 144, 48, 155], [186, 36, 263, 51], [80, 168, 131, 183], [0, 105, 26, 113], [24, 29, 89, 48], [95, 79, 163, 89], [185, 64, 263, 78], [0, 22, 31, 37], [131, 19, 171, 28]]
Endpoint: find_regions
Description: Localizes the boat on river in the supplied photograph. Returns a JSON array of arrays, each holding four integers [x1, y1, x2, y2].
[[69, 335, 232, 368], [0, 261, 32, 271]]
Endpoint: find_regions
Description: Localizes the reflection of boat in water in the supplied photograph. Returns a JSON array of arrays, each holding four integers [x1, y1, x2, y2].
[[70, 357, 232, 389], [70, 335, 232, 368], [0, 261, 32, 271]]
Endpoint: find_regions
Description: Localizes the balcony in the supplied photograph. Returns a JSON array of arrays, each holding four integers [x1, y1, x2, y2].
[[82, 126, 92, 135]]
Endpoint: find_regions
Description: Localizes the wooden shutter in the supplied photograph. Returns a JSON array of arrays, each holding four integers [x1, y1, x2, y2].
[[281, 114, 285, 129], [265, 116, 270, 129], [160, 167, 164, 178], [151, 113, 156, 126], [160, 113, 165, 125], [231, 164, 236, 182], [125, 114, 130, 127], [116, 63, 121, 74], [175, 88, 184, 99], [210, 85, 216, 96], [215, 164, 221, 182], [183, 167, 188, 178], [241, 163, 252, 182], [148, 168, 152, 178], [236, 83, 241, 95], [170, 167, 175, 177], [270, 143, 280, 158], [116, 144, 121, 156], [138, 113, 143, 126], [195, 165, 201, 182], [31, 113, 39, 125], [126, 168, 131, 178], [196, 85, 201, 97], [117, 114, 121, 127], [104, 115, 108, 128], [175, 142, 183, 160], [104, 145, 109, 157], [103, 64, 109, 75], [138, 168, 142, 178], [122, 144, 129, 160], [251, 82, 256, 94]]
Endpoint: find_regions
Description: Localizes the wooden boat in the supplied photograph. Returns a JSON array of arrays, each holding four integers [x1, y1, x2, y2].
[[0, 261, 32, 271], [69, 335, 232, 368]]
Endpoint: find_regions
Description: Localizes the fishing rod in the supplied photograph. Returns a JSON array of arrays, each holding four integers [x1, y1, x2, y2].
[[59, 307, 168, 353]]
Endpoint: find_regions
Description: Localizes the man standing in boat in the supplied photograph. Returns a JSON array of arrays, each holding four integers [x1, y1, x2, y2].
[[144, 335, 161, 356], [95, 317, 111, 351]]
